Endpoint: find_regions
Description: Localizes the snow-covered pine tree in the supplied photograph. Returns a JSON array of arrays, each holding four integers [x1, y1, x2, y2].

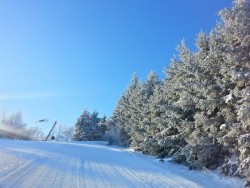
[[172, 33, 229, 170], [211, 0, 250, 180], [98, 115, 107, 140], [172, 0, 250, 176], [130, 71, 160, 152], [112, 73, 140, 146], [74, 110, 102, 141], [74, 110, 90, 141], [157, 42, 205, 163], [124, 79, 144, 149], [88, 111, 102, 140], [145, 81, 173, 157]]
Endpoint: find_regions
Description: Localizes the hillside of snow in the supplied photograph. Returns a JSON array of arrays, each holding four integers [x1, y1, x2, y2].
[[0, 139, 244, 188]]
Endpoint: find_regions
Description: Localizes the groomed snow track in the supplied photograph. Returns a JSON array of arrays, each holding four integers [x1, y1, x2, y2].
[[0, 139, 244, 188]]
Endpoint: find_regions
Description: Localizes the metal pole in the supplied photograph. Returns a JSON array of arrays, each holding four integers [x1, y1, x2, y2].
[[45, 121, 57, 141]]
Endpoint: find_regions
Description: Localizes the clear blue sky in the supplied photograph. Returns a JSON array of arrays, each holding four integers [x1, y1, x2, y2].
[[0, 0, 232, 127]]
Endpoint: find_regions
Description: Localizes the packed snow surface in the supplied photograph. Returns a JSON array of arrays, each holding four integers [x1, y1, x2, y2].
[[0, 139, 244, 188]]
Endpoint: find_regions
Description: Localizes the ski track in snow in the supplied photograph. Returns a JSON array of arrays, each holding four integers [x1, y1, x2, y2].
[[0, 139, 244, 188]]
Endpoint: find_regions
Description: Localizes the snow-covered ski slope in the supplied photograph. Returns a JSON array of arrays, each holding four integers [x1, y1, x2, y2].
[[0, 139, 244, 188]]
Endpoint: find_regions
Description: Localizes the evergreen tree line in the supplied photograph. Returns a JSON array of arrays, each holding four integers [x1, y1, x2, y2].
[[74, 0, 249, 183]]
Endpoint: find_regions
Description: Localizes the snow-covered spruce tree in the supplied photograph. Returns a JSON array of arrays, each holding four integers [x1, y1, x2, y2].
[[74, 110, 91, 141], [157, 42, 206, 162], [211, 0, 250, 180], [112, 73, 140, 146], [98, 115, 107, 140], [112, 93, 131, 146], [112, 71, 160, 150], [74, 110, 102, 141], [171, 0, 250, 177], [169, 35, 229, 170], [130, 71, 161, 153], [181, 0, 250, 178], [142, 68, 190, 158], [113, 71, 161, 152], [123, 79, 144, 149], [144, 81, 174, 157], [88, 111, 102, 140]]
